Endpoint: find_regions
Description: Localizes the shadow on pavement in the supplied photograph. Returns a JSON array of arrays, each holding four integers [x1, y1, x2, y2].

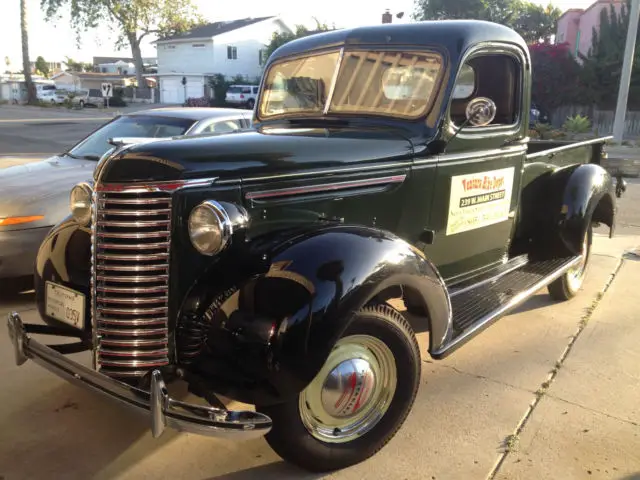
[[207, 462, 325, 480]]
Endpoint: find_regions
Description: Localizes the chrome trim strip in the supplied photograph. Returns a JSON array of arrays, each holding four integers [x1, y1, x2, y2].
[[7, 313, 271, 439], [526, 136, 612, 160], [243, 161, 412, 183], [98, 317, 168, 326], [96, 177, 218, 193], [246, 174, 407, 201]]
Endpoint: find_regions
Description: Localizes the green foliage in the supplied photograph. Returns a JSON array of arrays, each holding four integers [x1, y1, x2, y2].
[[263, 22, 331, 64], [35, 56, 49, 78], [577, 0, 640, 109], [529, 43, 582, 113], [64, 56, 92, 72], [413, 0, 561, 43], [562, 114, 591, 133], [208, 73, 230, 106]]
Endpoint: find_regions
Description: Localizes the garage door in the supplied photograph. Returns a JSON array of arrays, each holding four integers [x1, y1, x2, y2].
[[160, 76, 204, 104]]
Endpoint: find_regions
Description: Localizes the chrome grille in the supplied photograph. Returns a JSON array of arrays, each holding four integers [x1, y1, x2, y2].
[[92, 187, 172, 378]]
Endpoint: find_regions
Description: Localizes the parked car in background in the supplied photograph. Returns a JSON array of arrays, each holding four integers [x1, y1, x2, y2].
[[0, 107, 252, 285], [225, 84, 259, 109], [35, 83, 64, 104]]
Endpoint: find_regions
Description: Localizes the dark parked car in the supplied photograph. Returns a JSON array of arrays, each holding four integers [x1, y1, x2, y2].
[[8, 20, 624, 474], [0, 107, 252, 283]]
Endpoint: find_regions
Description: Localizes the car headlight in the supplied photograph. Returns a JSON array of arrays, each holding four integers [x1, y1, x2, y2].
[[69, 183, 93, 226], [188, 200, 248, 256]]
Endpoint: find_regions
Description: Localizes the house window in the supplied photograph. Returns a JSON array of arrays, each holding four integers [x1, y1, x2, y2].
[[259, 49, 266, 66], [166, 45, 176, 50], [227, 46, 238, 60], [192, 43, 206, 48]]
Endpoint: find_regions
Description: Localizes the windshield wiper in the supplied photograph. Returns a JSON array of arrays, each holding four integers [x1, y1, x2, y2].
[[79, 155, 101, 161]]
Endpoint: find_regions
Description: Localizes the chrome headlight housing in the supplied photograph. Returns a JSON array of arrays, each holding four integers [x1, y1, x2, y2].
[[69, 182, 93, 226], [188, 200, 248, 256]]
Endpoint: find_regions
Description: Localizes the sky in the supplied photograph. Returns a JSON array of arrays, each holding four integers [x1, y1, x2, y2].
[[2, 0, 595, 67]]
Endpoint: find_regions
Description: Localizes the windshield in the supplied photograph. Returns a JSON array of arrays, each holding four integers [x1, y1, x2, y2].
[[259, 49, 444, 120], [68, 115, 196, 159]]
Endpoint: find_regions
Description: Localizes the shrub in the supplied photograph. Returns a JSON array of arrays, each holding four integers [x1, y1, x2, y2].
[[562, 114, 591, 134], [184, 96, 209, 107]]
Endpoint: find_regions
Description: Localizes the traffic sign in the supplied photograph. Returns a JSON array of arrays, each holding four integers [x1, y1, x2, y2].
[[101, 82, 113, 98]]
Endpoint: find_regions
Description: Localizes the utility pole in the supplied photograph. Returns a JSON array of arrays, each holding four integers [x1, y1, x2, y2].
[[612, 0, 640, 143]]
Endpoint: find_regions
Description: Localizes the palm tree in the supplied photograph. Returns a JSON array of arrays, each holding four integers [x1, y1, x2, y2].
[[20, 0, 37, 105]]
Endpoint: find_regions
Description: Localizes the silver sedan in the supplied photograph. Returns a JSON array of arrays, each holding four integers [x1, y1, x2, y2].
[[0, 107, 253, 282]]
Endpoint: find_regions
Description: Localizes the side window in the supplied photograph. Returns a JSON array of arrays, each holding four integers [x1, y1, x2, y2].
[[450, 54, 521, 128], [204, 119, 241, 134], [253, 87, 259, 94]]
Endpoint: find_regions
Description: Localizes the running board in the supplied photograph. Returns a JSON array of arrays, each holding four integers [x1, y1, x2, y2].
[[431, 256, 582, 359]]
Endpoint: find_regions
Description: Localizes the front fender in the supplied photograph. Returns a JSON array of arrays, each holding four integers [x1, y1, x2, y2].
[[33, 214, 92, 336], [553, 163, 616, 253], [181, 225, 451, 406]]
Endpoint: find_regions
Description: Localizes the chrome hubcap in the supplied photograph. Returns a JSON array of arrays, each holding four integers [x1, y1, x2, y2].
[[299, 334, 397, 444], [321, 358, 376, 418]]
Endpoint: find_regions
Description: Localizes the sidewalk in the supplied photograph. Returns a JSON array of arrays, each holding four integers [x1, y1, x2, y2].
[[495, 247, 640, 480], [0, 155, 49, 169], [604, 145, 640, 178]]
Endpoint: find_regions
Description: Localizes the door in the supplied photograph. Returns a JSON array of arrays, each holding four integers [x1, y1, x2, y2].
[[422, 48, 529, 283]]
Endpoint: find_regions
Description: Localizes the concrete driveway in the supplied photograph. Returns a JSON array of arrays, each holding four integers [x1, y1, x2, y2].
[[1, 230, 638, 480]]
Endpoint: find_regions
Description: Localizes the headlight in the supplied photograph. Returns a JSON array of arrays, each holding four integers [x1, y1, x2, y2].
[[188, 200, 248, 256], [69, 183, 92, 226]]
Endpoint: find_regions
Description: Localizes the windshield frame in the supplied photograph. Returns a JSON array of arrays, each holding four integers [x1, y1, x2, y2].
[[257, 46, 448, 123]]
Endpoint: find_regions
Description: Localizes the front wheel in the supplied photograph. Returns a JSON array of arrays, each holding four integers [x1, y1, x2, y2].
[[257, 304, 421, 472], [547, 223, 593, 301]]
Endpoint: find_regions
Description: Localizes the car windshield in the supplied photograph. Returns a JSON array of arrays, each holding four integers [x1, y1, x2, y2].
[[68, 115, 196, 160], [259, 49, 444, 120]]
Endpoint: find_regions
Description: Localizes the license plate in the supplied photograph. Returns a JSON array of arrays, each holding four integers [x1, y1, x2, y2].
[[45, 281, 86, 329]]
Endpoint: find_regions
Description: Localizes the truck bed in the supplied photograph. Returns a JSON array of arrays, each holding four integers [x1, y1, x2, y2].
[[526, 137, 613, 167]]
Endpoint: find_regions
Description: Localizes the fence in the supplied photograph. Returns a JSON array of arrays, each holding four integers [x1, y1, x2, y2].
[[550, 105, 640, 138], [121, 87, 158, 103]]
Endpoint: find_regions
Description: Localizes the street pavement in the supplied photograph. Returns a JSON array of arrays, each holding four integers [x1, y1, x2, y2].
[[1, 106, 639, 479], [0, 233, 638, 478], [0, 104, 158, 159]]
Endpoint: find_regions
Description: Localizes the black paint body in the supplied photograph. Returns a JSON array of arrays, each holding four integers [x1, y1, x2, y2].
[[34, 20, 617, 406]]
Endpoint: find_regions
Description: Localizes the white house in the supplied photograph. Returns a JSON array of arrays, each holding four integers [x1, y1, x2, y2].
[[154, 16, 293, 104]]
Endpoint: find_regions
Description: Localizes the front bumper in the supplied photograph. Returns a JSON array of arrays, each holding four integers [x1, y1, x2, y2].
[[7, 312, 272, 439]]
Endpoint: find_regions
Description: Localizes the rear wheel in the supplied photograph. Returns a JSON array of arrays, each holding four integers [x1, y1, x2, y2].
[[547, 223, 593, 301], [257, 304, 421, 472], [247, 98, 255, 109], [79, 100, 85, 108]]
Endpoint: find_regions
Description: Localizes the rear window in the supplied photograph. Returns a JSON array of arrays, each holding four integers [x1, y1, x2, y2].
[[41, 85, 56, 91], [228, 86, 252, 94]]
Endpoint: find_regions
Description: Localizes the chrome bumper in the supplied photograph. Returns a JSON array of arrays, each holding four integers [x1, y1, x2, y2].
[[7, 312, 272, 439]]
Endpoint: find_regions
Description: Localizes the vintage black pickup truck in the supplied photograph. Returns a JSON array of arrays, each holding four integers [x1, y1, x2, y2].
[[8, 20, 626, 472]]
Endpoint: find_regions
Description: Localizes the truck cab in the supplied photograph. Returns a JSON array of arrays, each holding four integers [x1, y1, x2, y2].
[[8, 20, 622, 475]]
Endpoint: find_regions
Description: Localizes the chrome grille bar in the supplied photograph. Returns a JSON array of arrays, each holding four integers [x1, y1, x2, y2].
[[93, 187, 172, 377]]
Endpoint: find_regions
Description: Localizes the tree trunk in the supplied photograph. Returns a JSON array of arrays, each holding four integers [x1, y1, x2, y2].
[[20, 0, 37, 105], [127, 32, 146, 88]]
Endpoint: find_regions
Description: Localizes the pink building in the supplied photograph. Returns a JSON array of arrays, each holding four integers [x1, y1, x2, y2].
[[556, 0, 625, 58]]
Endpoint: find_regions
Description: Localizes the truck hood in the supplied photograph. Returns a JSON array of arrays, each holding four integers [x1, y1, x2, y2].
[[0, 155, 96, 225], [97, 126, 415, 183]]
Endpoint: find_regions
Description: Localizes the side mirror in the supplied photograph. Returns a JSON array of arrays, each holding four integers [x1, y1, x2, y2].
[[465, 97, 497, 127]]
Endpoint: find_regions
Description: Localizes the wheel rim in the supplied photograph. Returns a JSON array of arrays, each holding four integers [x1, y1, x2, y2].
[[567, 233, 589, 291], [299, 334, 397, 444]]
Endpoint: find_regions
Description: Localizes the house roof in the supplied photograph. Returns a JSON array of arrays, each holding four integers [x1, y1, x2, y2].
[[156, 16, 276, 43], [53, 72, 135, 81]]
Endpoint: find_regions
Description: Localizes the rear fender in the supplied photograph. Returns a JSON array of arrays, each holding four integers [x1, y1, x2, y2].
[[553, 163, 616, 253], [180, 225, 451, 405]]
